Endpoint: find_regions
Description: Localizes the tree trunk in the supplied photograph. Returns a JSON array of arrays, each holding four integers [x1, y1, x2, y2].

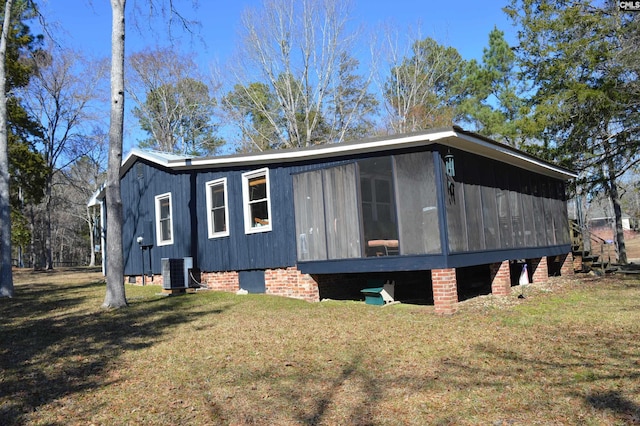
[[103, 0, 127, 308], [0, 0, 14, 298], [607, 159, 628, 264], [44, 186, 53, 269], [29, 205, 35, 269]]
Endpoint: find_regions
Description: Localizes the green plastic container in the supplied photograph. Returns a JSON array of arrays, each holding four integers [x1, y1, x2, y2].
[[361, 287, 384, 306]]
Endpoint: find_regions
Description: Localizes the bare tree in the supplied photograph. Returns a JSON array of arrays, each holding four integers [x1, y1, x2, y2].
[[128, 47, 222, 155], [104, 0, 198, 308], [104, 0, 127, 308], [376, 28, 467, 134], [61, 132, 107, 267], [20, 43, 107, 269], [0, 0, 14, 297], [224, 0, 376, 151]]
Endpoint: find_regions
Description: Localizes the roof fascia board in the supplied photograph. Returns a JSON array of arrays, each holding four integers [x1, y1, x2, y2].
[[119, 128, 576, 181], [166, 129, 456, 170]]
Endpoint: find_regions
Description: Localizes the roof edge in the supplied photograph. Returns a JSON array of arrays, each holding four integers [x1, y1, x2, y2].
[[119, 127, 577, 180]]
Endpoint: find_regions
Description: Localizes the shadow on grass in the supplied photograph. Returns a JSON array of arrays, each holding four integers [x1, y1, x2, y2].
[[585, 390, 640, 423], [298, 352, 381, 425], [219, 350, 384, 425], [464, 328, 640, 423], [0, 279, 233, 426]]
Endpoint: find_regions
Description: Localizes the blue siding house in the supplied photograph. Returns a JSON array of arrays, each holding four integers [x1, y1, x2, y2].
[[91, 127, 577, 313]]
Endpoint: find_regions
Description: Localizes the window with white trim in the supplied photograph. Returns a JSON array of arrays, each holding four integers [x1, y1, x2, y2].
[[206, 178, 229, 238], [242, 168, 272, 233], [155, 193, 174, 245]]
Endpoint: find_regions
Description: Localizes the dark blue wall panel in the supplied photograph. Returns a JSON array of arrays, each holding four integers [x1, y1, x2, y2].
[[121, 161, 193, 276], [195, 162, 341, 273]]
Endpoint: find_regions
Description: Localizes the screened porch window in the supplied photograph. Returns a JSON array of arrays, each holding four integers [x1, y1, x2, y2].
[[242, 168, 272, 234], [293, 164, 361, 261], [206, 178, 229, 238], [359, 157, 399, 257], [395, 151, 441, 254], [155, 192, 173, 246]]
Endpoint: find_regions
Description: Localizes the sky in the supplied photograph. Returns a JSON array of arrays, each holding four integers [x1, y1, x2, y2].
[[45, 0, 516, 64], [37, 0, 518, 152]]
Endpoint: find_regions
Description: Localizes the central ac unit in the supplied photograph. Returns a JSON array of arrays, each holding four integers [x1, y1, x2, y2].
[[161, 257, 194, 290]]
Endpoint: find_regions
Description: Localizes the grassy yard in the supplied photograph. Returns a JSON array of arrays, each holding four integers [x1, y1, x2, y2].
[[1, 268, 639, 425]]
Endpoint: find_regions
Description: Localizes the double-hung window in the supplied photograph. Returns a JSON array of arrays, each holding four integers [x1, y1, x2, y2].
[[155, 192, 173, 246], [206, 178, 229, 238], [242, 168, 272, 234]]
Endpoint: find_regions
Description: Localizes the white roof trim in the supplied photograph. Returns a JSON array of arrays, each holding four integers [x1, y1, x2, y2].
[[177, 130, 456, 169], [119, 128, 577, 180]]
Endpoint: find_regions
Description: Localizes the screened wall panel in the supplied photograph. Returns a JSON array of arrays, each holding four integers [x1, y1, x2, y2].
[[479, 165, 501, 250], [552, 180, 570, 245], [481, 186, 501, 250], [324, 164, 362, 259], [549, 180, 560, 245], [293, 170, 327, 261], [542, 180, 555, 245], [508, 173, 525, 248], [520, 173, 537, 247], [460, 154, 484, 252], [555, 189, 569, 243], [557, 183, 570, 245], [496, 167, 513, 249], [464, 183, 484, 251], [395, 151, 441, 254], [442, 151, 467, 253], [531, 176, 547, 246]]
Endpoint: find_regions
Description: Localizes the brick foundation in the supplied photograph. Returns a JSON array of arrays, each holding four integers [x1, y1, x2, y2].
[[128, 267, 320, 302], [530, 257, 548, 284], [559, 252, 575, 276], [265, 267, 319, 302], [432, 268, 458, 315], [200, 271, 240, 292], [489, 261, 511, 296]]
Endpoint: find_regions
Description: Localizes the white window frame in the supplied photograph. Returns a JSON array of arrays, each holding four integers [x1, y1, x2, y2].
[[155, 192, 174, 246], [242, 168, 272, 234], [205, 178, 229, 238]]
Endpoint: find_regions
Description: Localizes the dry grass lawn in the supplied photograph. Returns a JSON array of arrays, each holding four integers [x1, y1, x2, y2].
[[1, 268, 639, 425]]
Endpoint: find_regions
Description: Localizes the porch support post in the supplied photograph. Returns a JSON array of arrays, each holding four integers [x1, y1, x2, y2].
[[490, 260, 511, 296], [432, 268, 458, 315], [530, 257, 548, 284], [559, 252, 575, 276]]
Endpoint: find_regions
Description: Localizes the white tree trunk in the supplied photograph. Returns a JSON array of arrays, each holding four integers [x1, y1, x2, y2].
[[103, 0, 127, 308], [0, 0, 14, 297]]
